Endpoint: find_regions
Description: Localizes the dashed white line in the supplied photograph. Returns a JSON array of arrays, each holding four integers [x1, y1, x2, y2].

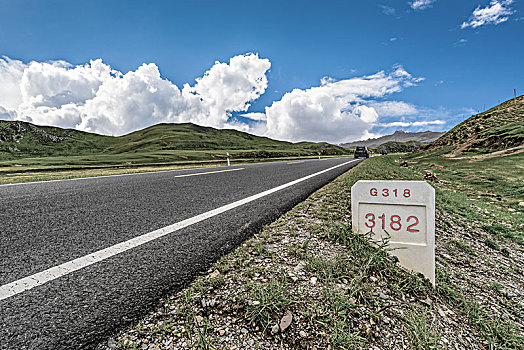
[[0, 158, 358, 301], [174, 168, 244, 178]]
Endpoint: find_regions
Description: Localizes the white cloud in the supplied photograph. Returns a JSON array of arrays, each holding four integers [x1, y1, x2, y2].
[[0, 54, 270, 135], [454, 38, 468, 47], [461, 0, 515, 29], [368, 101, 418, 117], [240, 112, 267, 121], [1, 54, 439, 144], [0, 56, 26, 109], [378, 120, 446, 127], [410, 0, 436, 10], [380, 5, 397, 16], [262, 67, 423, 143]]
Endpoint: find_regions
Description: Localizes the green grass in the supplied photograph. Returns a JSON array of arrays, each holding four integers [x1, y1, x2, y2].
[[436, 269, 522, 348], [245, 279, 294, 333], [0, 121, 349, 166], [405, 308, 441, 349], [426, 94, 524, 154], [0, 120, 352, 184], [341, 156, 522, 347]]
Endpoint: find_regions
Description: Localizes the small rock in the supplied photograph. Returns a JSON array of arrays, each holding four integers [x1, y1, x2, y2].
[[424, 172, 439, 182], [240, 327, 248, 335], [107, 338, 116, 349], [299, 330, 307, 338], [210, 270, 220, 278], [370, 276, 378, 283], [421, 297, 432, 306], [310, 277, 318, 285], [265, 244, 278, 253], [271, 324, 279, 334], [218, 329, 226, 336], [379, 293, 388, 300], [294, 262, 305, 272], [195, 315, 203, 324], [280, 311, 293, 332]]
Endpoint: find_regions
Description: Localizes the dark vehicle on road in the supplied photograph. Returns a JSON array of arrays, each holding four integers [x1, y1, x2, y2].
[[354, 146, 369, 158]]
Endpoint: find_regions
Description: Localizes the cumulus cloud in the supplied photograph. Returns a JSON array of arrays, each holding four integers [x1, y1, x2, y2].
[[0, 57, 26, 109], [240, 112, 267, 121], [410, 0, 436, 10], [262, 67, 423, 143], [1, 54, 436, 143], [461, 0, 515, 28], [0, 53, 270, 135]]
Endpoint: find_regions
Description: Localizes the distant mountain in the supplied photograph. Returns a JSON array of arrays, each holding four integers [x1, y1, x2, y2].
[[340, 130, 444, 148], [423, 95, 524, 156]]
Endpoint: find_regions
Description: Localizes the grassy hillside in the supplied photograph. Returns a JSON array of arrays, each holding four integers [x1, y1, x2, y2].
[[0, 121, 349, 178], [426, 94, 524, 156], [0, 121, 346, 158], [406, 95, 524, 209], [376, 140, 425, 153]]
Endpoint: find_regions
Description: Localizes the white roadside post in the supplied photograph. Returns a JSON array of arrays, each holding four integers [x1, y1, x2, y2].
[[227, 152, 230, 166], [351, 180, 435, 285]]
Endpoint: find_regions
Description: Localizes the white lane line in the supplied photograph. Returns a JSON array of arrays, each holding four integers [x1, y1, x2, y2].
[[0, 158, 358, 301], [174, 168, 244, 178]]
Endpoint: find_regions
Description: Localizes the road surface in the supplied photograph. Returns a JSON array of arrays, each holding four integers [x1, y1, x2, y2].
[[0, 157, 362, 349]]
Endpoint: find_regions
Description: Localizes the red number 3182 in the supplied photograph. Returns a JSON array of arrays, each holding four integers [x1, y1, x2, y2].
[[364, 213, 419, 232]]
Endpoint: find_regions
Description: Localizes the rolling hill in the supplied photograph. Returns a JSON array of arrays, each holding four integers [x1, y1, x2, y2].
[[424, 94, 524, 156], [407, 94, 524, 206], [0, 121, 348, 169]]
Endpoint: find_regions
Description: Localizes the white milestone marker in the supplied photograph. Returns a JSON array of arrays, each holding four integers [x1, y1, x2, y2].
[[351, 181, 435, 285]]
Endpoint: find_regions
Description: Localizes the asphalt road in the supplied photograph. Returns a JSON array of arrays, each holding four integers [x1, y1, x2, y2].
[[0, 157, 362, 349]]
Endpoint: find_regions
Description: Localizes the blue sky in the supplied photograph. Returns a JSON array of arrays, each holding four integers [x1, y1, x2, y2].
[[0, 0, 522, 143]]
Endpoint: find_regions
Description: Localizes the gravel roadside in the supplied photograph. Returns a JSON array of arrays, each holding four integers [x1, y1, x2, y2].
[[98, 156, 523, 350]]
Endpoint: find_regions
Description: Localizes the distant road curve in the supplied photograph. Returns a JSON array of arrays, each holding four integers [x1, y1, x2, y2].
[[0, 157, 362, 349]]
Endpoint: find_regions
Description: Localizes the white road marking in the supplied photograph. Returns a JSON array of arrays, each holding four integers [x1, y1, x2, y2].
[[173, 168, 244, 178], [287, 160, 305, 165], [0, 158, 358, 301]]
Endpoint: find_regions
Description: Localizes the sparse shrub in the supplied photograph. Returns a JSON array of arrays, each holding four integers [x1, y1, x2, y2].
[[484, 238, 500, 251]]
